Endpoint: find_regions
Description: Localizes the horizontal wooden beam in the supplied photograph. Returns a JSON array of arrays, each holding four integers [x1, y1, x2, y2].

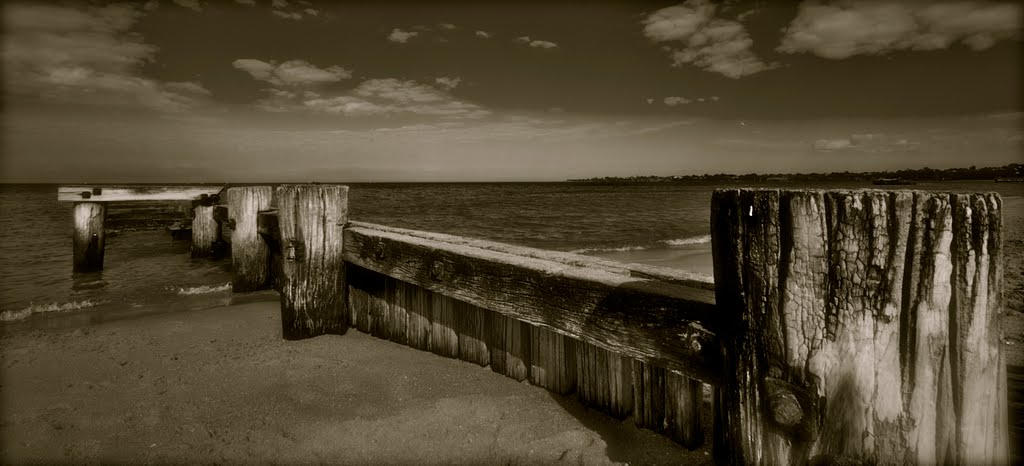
[[349, 221, 715, 290], [343, 223, 722, 384], [58, 186, 224, 202]]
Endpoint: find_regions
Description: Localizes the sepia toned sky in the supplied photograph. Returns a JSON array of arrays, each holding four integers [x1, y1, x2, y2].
[[2, 0, 1021, 182]]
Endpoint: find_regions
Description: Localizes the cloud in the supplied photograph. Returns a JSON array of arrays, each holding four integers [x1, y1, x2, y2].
[[172, 0, 203, 12], [252, 78, 490, 119], [515, 36, 559, 48], [3, 3, 209, 113], [641, 0, 773, 78], [475, 30, 491, 38], [272, 0, 289, 7], [388, 28, 419, 43], [779, 1, 1022, 59], [664, 96, 692, 106], [304, 8, 318, 16], [813, 138, 854, 151], [235, 0, 255, 4], [232, 59, 352, 86], [272, 10, 302, 20], [439, 23, 457, 30], [434, 77, 461, 90]]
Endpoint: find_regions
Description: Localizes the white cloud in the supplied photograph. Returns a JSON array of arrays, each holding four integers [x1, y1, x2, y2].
[[434, 76, 461, 90], [172, 0, 202, 12], [3, 3, 209, 113], [388, 28, 419, 43], [272, 10, 302, 20], [232, 59, 352, 86], [813, 138, 854, 151], [272, 0, 289, 7], [304, 8, 318, 16], [664, 96, 692, 106], [475, 30, 491, 38], [515, 36, 559, 48], [251, 78, 490, 119], [642, 0, 773, 78], [779, 1, 1022, 59], [439, 23, 457, 30]]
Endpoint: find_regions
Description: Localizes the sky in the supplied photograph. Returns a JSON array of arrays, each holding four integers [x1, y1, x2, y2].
[[1, 0, 1021, 182]]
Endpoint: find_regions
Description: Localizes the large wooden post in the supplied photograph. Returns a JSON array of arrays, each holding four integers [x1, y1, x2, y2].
[[227, 186, 273, 292], [72, 202, 106, 272], [276, 184, 348, 340], [711, 189, 1006, 465], [191, 205, 220, 258]]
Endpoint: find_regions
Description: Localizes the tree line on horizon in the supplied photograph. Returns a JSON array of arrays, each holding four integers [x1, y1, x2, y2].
[[568, 163, 1024, 183]]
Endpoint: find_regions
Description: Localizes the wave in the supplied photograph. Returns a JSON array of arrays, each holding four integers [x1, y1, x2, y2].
[[0, 300, 99, 322], [664, 234, 712, 246], [175, 283, 231, 295], [570, 234, 712, 254]]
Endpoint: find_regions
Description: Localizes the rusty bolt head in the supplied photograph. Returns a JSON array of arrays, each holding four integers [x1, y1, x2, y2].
[[430, 261, 444, 279], [689, 336, 702, 353], [373, 242, 386, 259]]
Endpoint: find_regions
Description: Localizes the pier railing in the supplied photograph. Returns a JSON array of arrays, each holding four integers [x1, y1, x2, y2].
[[58, 184, 1009, 464]]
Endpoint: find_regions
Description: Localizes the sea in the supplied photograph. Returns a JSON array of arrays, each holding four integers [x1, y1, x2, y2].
[[1, 181, 1022, 325]]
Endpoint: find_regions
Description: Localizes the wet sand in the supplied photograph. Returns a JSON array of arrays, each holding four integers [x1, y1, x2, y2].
[[1, 295, 710, 464]]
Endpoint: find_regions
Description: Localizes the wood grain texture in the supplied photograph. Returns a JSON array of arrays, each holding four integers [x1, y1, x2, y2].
[[227, 187, 273, 292], [342, 224, 720, 383], [575, 341, 633, 419], [190, 205, 220, 258], [633, 360, 667, 433], [530, 326, 576, 394], [430, 293, 460, 359], [72, 202, 106, 272], [276, 184, 348, 340], [456, 300, 490, 367], [349, 221, 714, 289], [666, 372, 703, 450], [405, 282, 431, 351], [489, 312, 530, 381], [58, 185, 224, 202], [711, 188, 1007, 465]]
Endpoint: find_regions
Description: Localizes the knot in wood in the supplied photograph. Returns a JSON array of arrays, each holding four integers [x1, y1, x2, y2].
[[373, 241, 386, 259], [768, 385, 803, 427], [688, 335, 702, 353], [430, 261, 445, 280]]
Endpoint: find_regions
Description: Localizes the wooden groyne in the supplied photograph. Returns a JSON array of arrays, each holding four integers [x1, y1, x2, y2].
[[57, 184, 1010, 464]]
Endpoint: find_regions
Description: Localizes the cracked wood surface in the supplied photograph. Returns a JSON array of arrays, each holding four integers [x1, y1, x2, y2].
[[277, 184, 348, 340], [711, 188, 1006, 465], [227, 187, 273, 293]]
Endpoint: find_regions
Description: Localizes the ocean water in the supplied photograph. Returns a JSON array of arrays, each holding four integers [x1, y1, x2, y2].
[[1, 181, 1021, 323]]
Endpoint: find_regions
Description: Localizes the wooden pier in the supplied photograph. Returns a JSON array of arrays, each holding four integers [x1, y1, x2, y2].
[[56, 184, 1011, 464]]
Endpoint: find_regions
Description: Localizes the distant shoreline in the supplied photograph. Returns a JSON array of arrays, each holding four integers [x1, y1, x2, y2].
[[568, 163, 1023, 184]]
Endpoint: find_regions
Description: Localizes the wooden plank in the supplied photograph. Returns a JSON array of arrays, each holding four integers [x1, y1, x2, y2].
[[257, 209, 280, 241], [666, 372, 703, 450], [72, 202, 106, 272], [227, 187, 273, 292], [530, 326, 576, 394], [632, 360, 666, 433], [342, 224, 720, 384], [456, 300, 490, 367], [430, 293, 460, 359], [276, 184, 348, 340], [384, 276, 407, 345], [405, 283, 431, 351], [711, 189, 1007, 465], [489, 312, 530, 381], [58, 185, 224, 202], [349, 221, 714, 289]]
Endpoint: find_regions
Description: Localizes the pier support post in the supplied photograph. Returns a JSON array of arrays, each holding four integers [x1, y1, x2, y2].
[[227, 186, 273, 292], [276, 184, 349, 340], [191, 205, 220, 258], [711, 189, 1007, 465], [72, 202, 106, 272]]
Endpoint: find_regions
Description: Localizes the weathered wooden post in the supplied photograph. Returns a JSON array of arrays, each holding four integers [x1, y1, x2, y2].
[[276, 184, 349, 340], [227, 186, 273, 292], [72, 202, 106, 272], [711, 189, 1007, 465], [191, 204, 220, 258]]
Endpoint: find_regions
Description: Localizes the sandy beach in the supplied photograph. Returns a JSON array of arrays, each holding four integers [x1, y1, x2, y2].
[[1, 294, 710, 464]]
